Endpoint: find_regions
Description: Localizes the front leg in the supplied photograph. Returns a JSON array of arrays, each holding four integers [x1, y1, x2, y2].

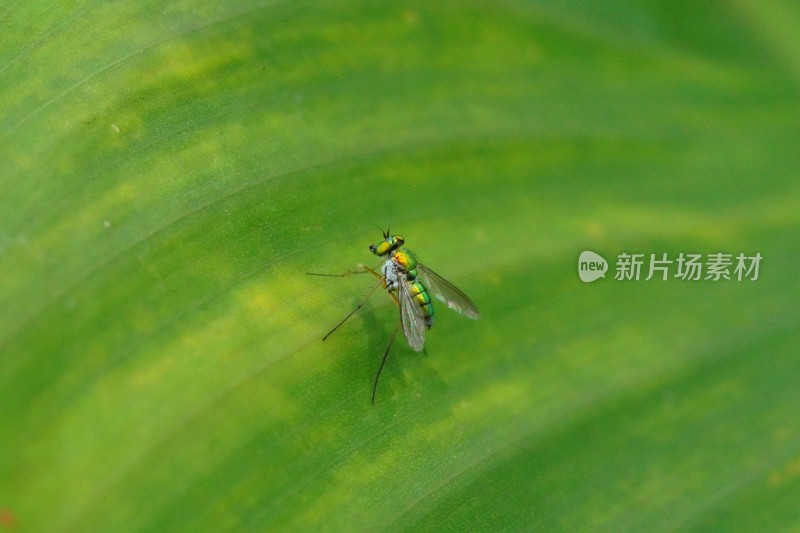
[[307, 264, 383, 280]]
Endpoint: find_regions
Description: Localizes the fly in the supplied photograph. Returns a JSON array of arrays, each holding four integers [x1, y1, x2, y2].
[[307, 229, 480, 403]]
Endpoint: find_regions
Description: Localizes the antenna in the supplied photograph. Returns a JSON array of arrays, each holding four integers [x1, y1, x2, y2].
[[369, 223, 390, 238]]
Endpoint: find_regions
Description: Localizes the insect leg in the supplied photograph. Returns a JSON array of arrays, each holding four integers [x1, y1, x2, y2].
[[320, 276, 384, 341], [372, 323, 400, 405], [307, 267, 368, 277], [306, 265, 383, 280]]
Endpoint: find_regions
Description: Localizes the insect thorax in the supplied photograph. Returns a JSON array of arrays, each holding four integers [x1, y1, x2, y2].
[[392, 248, 418, 280]]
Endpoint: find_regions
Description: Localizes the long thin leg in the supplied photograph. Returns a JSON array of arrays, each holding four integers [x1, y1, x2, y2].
[[372, 323, 400, 405], [306, 269, 366, 277], [321, 276, 384, 341], [306, 265, 382, 279]]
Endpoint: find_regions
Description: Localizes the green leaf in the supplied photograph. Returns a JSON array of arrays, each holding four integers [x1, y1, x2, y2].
[[2, 1, 800, 530]]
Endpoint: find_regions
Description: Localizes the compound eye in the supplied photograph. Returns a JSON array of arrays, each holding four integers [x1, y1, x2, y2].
[[395, 235, 404, 245]]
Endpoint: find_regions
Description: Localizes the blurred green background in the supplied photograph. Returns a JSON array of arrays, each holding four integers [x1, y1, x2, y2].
[[2, 0, 799, 531]]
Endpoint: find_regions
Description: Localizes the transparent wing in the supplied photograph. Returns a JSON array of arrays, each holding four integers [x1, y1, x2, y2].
[[397, 279, 427, 352], [417, 263, 480, 319]]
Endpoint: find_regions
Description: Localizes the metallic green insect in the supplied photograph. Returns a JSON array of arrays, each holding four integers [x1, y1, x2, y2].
[[308, 229, 480, 403]]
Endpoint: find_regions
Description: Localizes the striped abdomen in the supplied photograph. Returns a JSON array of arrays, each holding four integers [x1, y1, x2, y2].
[[408, 279, 435, 329]]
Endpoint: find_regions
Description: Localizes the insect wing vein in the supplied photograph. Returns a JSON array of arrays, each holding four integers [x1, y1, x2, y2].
[[398, 278, 426, 351], [417, 263, 480, 319]]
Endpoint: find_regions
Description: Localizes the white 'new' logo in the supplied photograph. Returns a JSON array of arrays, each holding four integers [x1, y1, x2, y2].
[[578, 251, 608, 283]]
